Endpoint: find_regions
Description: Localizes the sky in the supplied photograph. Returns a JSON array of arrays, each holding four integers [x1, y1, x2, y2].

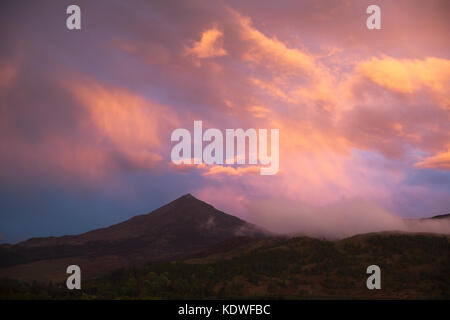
[[0, 0, 449, 243]]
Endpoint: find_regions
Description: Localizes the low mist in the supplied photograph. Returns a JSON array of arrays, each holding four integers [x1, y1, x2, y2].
[[245, 198, 450, 239]]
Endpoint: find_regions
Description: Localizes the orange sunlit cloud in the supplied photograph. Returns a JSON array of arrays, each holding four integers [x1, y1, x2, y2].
[[357, 56, 450, 109], [415, 149, 450, 170], [186, 28, 228, 59]]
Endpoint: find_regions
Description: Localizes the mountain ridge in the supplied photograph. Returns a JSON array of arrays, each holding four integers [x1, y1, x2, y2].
[[0, 194, 266, 281], [13, 194, 264, 247]]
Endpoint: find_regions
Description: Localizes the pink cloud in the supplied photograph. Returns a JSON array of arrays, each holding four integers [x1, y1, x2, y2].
[[68, 79, 180, 171], [202, 165, 261, 177]]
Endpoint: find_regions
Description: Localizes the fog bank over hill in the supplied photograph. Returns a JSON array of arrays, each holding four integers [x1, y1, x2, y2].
[[245, 198, 450, 239]]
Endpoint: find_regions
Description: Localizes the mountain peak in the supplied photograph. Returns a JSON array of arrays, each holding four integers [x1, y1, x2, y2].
[[160, 193, 226, 218], [175, 193, 197, 201], [183, 193, 194, 198]]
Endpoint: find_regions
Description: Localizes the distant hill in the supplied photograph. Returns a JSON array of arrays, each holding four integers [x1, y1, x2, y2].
[[0, 194, 265, 282], [429, 213, 450, 220]]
